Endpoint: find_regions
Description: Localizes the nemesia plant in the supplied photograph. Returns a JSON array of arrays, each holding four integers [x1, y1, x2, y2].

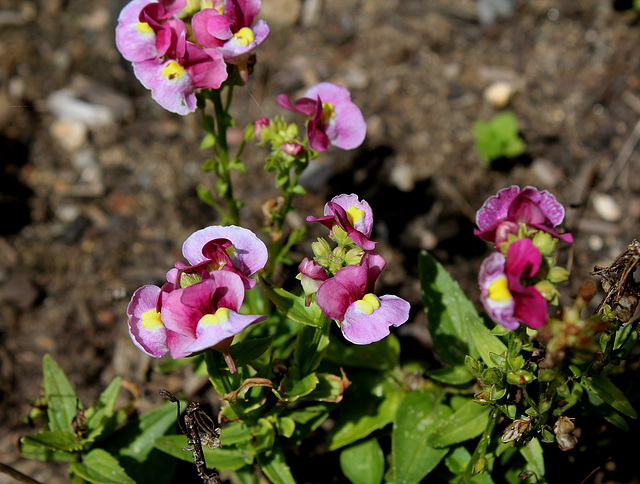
[[15, 1, 640, 483]]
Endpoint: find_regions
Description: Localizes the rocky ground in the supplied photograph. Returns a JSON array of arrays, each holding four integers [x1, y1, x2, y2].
[[2, 0, 640, 482]]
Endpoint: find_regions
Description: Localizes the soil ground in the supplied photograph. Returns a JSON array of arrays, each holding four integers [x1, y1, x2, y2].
[[2, 0, 640, 482]]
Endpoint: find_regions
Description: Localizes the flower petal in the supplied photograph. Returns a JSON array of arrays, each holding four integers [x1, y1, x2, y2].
[[341, 295, 410, 344]]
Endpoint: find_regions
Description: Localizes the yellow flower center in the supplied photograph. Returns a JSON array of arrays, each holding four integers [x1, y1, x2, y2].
[[140, 309, 164, 330], [136, 20, 154, 34], [232, 27, 255, 46], [346, 206, 364, 227], [162, 61, 186, 81], [321, 102, 335, 123], [199, 307, 230, 326], [488, 276, 511, 302], [353, 293, 381, 314]]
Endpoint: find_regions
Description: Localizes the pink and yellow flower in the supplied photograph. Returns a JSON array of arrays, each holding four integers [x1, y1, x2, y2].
[[277, 82, 366, 152]]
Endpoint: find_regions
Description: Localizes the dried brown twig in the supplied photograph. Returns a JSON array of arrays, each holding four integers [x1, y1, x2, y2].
[[159, 389, 222, 484]]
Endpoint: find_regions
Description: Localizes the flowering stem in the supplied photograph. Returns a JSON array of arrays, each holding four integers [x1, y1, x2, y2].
[[463, 406, 502, 480]]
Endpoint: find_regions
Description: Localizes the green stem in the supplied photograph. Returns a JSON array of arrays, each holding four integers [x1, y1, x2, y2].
[[463, 406, 502, 480], [210, 87, 240, 225]]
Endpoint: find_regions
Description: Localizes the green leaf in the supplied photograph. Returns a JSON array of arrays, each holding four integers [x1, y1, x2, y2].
[[419, 252, 479, 366], [275, 369, 319, 402], [21, 430, 84, 453], [256, 447, 296, 484], [519, 438, 545, 479], [69, 448, 135, 484], [274, 416, 296, 438], [340, 438, 384, 484], [328, 372, 405, 451], [425, 365, 474, 385], [200, 132, 217, 149], [229, 336, 273, 369], [42, 354, 78, 433], [466, 313, 507, 367], [260, 277, 324, 328], [102, 400, 181, 483], [325, 334, 400, 371], [84, 377, 121, 441], [392, 390, 451, 484], [18, 439, 76, 462], [582, 374, 637, 419], [295, 317, 331, 375], [153, 435, 253, 471], [197, 184, 217, 207], [583, 385, 629, 431], [286, 404, 332, 448], [427, 400, 491, 448]]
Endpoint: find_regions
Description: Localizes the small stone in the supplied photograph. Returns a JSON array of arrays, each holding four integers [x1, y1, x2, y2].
[[390, 163, 415, 192], [50, 119, 87, 152], [592, 193, 622, 222], [484, 80, 515, 108]]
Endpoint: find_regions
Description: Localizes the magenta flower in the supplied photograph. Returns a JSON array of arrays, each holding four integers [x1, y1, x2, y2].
[[160, 271, 266, 372], [307, 193, 376, 250], [127, 282, 198, 359], [479, 238, 547, 330], [115, 0, 186, 63], [192, 0, 270, 83], [277, 82, 366, 152], [132, 19, 228, 114], [475, 185, 573, 246], [298, 257, 329, 305], [316, 254, 408, 344], [176, 225, 268, 289]]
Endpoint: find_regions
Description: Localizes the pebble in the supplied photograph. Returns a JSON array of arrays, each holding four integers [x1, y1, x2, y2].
[[47, 88, 115, 128], [592, 193, 622, 222], [484, 80, 515, 108], [389, 163, 415, 192], [260, 0, 301, 27], [50, 119, 87, 152]]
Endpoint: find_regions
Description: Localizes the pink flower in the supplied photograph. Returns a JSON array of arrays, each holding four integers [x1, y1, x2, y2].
[[479, 238, 547, 330], [475, 185, 573, 246], [315, 254, 407, 344], [176, 225, 268, 289], [306, 193, 376, 250], [254, 116, 270, 140], [132, 19, 228, 114], [298, 257, 329, 305], [161, 271, 266, 372], [192, 0, 270, 83], [115, 0, 187, 63], [277, 82, 366, 152]]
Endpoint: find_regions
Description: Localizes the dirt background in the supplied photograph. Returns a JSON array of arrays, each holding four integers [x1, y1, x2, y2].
[[2, 0, 640, 482]]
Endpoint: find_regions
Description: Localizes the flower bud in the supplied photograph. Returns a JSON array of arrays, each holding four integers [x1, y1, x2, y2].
[[534, 280, 558, 303], [482, 368, 503, 385], [506, 370, 534, 386], [281, 142, 303, 156], [254, 117, 270, 141], [344, 247, 364, 266], [501, 416, 532, 443], [331, 225, 351, 246], [532, 230, 557, 256], [548, 266, 569, 283], [312, 237, 332, 258]]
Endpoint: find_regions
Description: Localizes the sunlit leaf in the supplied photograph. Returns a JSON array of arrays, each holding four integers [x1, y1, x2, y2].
[[427, 400, 490, 448], [42, 354, 78, 433], [69, 448, 135, 484], [340, 438, 384, 484]]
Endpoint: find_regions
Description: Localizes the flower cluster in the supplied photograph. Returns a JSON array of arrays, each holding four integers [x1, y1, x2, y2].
[[127, 225, 268, 372], [255, 82, 367, 153], [476, 186, 572, 330], [115, 0, 269, 114], [298, 194, 410, 344]]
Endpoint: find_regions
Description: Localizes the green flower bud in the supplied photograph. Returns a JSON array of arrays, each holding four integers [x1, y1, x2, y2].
[[344, 247, 364, 266], [532, 230, 557, 256], [332, 245, 347, 259], [548, 266, 569, 283], [534, 280, 559, 303], [473, 457, 487, 474], [506, 370, 535, 386], [311, 237, 332, 258], [180, 272, 202, 288], [538, 368, 556, 382], [482, 368, 503, 385], [331, 225, 351, 246]]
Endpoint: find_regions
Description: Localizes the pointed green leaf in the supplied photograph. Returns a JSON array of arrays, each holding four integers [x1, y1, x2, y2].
[[274, 370, 319, 402], [392, 390, 451, 484], [153, 435, 253, 471], [21, 430, 84, 453], [260, 277, 324, 328], [286, 404, 332, 448], [466, 313, 507, 367], [197, 184, 217, 207], [42, 354, 79, 433], [102, 400, 181, 483], [582, 374, 637, 419], [229, 336, 273, 369], [18, 439, 76, 462], [256, 447, 296, 484], [326, 334, 400, 371], [84, 377, 121, 441], [340, 438, 384, 484], [69, 448, 135, 484], [419, 252, 479, 366], [519, 437, 545, 479], [425, 365, 474, 385], [427, 400, 491, 448], [328, 372, 405, 451]]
